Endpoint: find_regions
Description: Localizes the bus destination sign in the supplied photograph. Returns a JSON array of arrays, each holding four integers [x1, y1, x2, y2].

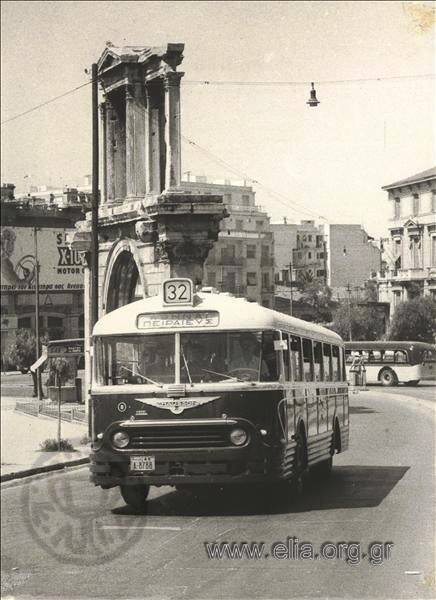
[[137, 311, 219, 329]]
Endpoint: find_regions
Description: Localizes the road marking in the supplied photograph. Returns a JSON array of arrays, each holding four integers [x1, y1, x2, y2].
[[404, 571, 422, 575], [100, 525, 182, 531]]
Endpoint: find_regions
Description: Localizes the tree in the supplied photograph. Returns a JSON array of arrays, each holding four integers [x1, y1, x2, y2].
[[4, 329, 36, 373], [388, 297, 436, 343], [299, 281, 333, 323], [50, 358, 71, 450], [330, 303, 385, 341], [4, 329, 46, 396]]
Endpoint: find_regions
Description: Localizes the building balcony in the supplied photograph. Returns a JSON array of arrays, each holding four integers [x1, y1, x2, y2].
[[219, 284, 247, 296], [378, 267, 436, 281], [216, 256, 245, 266], [261, 256, 274, 267]]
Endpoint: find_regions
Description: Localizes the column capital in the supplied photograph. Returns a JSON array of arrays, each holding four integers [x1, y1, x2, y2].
[[163, 71, 184, 90]]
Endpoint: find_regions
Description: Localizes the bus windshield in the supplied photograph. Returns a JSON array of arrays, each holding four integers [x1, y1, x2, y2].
[[95, 331, 279, 385]]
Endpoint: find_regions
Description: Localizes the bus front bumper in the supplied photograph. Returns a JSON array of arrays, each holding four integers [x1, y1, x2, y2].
[[90, 444, 284, 488]]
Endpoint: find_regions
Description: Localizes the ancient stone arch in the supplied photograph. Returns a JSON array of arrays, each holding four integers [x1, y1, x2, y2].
[[102, 239, 146, 313]]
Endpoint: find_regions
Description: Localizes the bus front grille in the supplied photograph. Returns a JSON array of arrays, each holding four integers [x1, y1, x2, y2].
[[128, 426, 231, 449]]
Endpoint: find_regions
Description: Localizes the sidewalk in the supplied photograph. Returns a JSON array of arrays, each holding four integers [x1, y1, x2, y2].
[[1, 397, 90, 482]]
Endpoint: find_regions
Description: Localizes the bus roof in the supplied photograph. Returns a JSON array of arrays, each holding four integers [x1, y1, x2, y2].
[[344, 341, 436, 350], [93, 292, 343, 344]]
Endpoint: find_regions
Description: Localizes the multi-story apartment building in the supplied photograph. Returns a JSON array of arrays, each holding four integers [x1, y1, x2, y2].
[[324, 224, 381, 300], [271, 220, 326, 286], [180, 177, 275, 307], [378, 166, 436, 313], [1, 190, 86, 358]]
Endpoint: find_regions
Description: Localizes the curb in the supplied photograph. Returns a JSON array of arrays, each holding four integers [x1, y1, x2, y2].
[[0, 457, 90, 483]]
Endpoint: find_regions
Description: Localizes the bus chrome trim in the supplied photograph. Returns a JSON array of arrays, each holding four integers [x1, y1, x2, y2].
[[119, 418, 239, 428]]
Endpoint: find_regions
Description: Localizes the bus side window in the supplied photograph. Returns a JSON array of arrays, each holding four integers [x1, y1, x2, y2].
[[340, 347, 346, 381], [290, 335, 303, 381], [332, 346, 340, 381], [394, 350, 407, 363], [313, 341, 323, 382], [383, 350, 395, 363], [345, 349, 353, 364], [323, 343, 332, 381], [302, 338, 314, 382], [281, 332, 290, 381]]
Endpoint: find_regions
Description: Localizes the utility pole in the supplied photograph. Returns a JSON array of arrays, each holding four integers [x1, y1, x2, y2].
[[33, 226, 42, 402], [91, 63, 99, 329], [346, 282, 352, 341], [287, 261, 293, 316]]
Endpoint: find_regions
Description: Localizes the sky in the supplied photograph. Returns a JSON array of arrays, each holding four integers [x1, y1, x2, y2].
[[1, 0, 435, 238]]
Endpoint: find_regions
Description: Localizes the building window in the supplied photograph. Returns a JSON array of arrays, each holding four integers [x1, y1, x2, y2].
[[432, 191, 436, 213], [410, 237, 421, 268], [246, 245, 256, 259], [236, 220, 244, 231], [393, 290, 401, 306], [221, 245, 235, 262], [247, 272, 257, 286], [317, 269, 325, 277], [308, 252, 312, 259], [17, 316, 31, 329], [432, 237, 436, 267], [281, 269, 289, 283], [262, 272, 270, 289], [394, 197, 401, 219], [256, 220, 264, 230], [242, 194, 250, 206], [308, 235, 312, 242], [207, 271, 216, 286], [413, 194, 420, 215]]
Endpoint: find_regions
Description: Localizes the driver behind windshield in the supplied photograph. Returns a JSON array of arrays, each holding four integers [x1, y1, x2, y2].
[[228, 333, 269, 380]]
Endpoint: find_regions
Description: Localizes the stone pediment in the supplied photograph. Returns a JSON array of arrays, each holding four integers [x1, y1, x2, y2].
[[403, 218, 420, 229], [97, 44, 185, 75]]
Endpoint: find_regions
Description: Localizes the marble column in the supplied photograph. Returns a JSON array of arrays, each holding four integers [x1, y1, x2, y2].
[[145, 82, 162, 195], [163, 71, 183, 190], [105, 100, 116, 203], [126, 84, 147, 199]]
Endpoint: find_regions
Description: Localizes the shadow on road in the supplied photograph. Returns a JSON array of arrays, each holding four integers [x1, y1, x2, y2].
[[112, 465, 409, 517], [349, 405, 379, 414]]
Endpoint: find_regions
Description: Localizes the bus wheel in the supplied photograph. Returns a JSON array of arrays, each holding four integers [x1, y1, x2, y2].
[[379, 368, 397, 387], [120, 484, 150, 511]]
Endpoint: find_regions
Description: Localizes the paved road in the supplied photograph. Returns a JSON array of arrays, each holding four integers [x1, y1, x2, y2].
[[1, 390, 434, 599]]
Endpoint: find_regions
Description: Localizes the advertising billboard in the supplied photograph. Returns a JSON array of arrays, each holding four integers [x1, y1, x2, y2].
[[0, 227, 85, 291]]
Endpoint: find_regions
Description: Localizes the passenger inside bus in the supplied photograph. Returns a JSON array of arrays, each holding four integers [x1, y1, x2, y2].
[[228, 333, 270, 380]]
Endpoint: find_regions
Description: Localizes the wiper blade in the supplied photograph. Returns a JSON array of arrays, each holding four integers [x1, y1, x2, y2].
[[201, 367, 244, 383], [120, 365, 163, 388]]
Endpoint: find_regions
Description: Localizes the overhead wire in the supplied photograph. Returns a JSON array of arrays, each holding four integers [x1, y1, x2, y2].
[[181, 134, 329, 222], [1, 72, 433, 125]]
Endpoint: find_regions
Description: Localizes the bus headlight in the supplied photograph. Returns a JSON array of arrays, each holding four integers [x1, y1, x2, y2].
[[229, 428, 248, 446], [112, 431, 130, 448]]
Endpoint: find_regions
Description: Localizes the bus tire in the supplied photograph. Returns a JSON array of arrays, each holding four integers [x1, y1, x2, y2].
[[379, 368, 397, 387], [120, 484, 150, 511]]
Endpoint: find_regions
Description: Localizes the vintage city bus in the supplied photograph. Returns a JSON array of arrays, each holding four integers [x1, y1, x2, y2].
[[90, 279, 349, 509], [345, 341, 436, 386]]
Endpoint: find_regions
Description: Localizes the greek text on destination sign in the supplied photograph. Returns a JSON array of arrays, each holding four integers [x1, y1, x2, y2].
[[137, 311, 220, 329]]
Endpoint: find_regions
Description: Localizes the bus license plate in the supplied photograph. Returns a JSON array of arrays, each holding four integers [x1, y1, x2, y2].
[[130, 456, 155, 472]]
